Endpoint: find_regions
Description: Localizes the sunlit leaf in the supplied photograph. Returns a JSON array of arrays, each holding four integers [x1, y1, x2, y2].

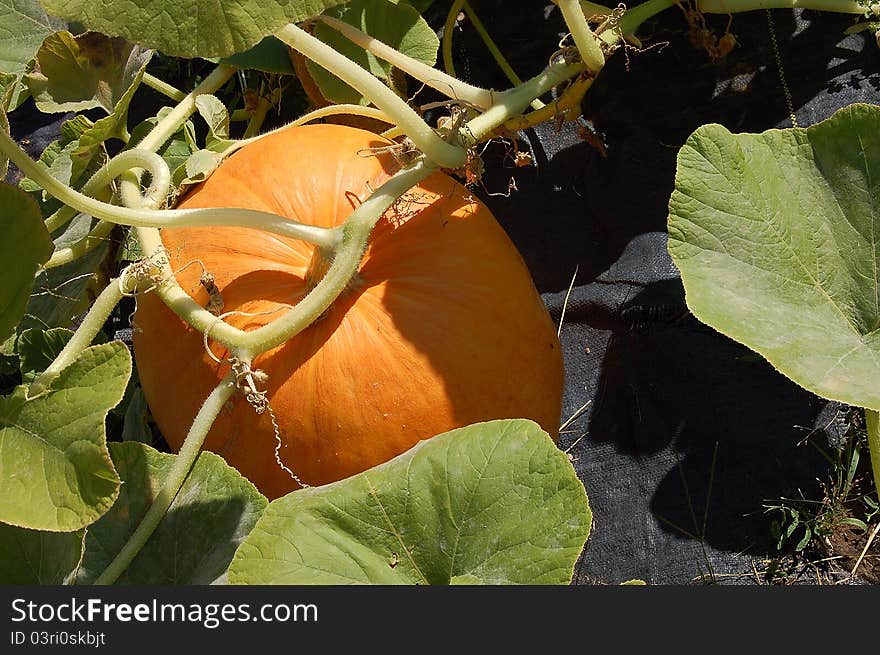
[[0, 0, 62, 74], [194, 95, 234, 150], [39, 0, 351, 59], [229, 419, 591, 585], [668, 103, 880, 411], [0, 342, 129, 532]]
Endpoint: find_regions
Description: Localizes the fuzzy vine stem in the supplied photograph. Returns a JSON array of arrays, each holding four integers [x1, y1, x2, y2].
[[242, 93, 272, 139], [440, 0, 543, 111], [221, 104, 395, 160], [27, 275, 129, 398], [45, 150, 173, 267], [319, 14, 498, 110], [557, 0, 606, 75], [463, 61, 584, 143], [442, 0, 467, 79], [153, 158, 437, 359], [865, 410, 880, 505], [93, 374, 237, 585], [276, 23, 468, 169], [461, 1, 544, 110], [142, 72, 187, 103], [0, 130, 341, 248]]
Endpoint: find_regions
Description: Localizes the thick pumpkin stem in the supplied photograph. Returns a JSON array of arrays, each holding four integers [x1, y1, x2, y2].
[[276, 23, 469, 169], [304, 244, 336, 289]]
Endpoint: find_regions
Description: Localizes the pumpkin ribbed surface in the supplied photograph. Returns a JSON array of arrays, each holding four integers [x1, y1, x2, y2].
[[133, 124, 563, 499]]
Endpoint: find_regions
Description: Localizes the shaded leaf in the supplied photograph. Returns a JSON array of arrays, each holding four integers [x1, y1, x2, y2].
[[77, 442, 267, 584], [120, 386, 152, 443], [71, 53, 151, 160], [0, 182, 53, 343], [26, 31, 152, 114], [17, 327, 73, 383], [668, 103, 880, 411], [308, 0, 439, 105], [40, 0, 350, 59], [0, 522, 83, 583], [229, 419, 591, 585], [220, 36, 295, 74], [0, 342, 128, 532], [19, 243, 107, 333]]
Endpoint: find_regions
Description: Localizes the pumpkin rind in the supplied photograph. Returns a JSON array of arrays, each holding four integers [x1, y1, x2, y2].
[[133, 124, 564, 499]]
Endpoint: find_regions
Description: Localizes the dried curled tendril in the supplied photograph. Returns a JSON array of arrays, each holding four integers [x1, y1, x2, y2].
[[227, 356, 311, 489]]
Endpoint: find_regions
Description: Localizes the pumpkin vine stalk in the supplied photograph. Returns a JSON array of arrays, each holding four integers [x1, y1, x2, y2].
[[0, 131, 341, 247], [151, 157, 438, 361], [27, 275, 132, 398], [93, 373, 238, 585], [318, 15, 499, 110], [442, 0, 545, 111], [556, 0, 607, 75], [275, 23, 469, 169]]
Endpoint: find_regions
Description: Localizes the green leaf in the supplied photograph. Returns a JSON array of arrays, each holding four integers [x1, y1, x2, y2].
[[308, 0, 439, 105], [0, 72, 30, 112], [19, 244, 107, 333], [668, 104, 880, 412], [0, 342, 128, 532], [220, 36, 295, 74], [0, 522, 84, 583], [26, 31, 152, 114], [17, 327, 74, 383], [0, 0, 60, 74], [77, 442, 267, 584], [71, 53, 151, 159], [120, 386, 152, 443], [194, 95, 234, 150], [179, 148, 224, 186], [17, 327, 107, 383], [39, 0, 351, 59], [0, 183, 53, 343], [228, 419, 591, 585]]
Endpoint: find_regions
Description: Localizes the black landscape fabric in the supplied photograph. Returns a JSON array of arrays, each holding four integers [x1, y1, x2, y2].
[[7, 2, 879, 584], [467, 3, 879, 584]]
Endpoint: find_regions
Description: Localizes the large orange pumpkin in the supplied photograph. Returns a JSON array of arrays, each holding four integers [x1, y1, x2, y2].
[[133, 124, 564, 499]]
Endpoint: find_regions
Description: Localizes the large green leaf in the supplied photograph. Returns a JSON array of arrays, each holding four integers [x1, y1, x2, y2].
[[77, 442, 267, 584], [39, 0, 350, 59], [0, 342, 128, 531], [308, 0, 439, 105], [668, 103, 880, 411], [0, 183, 53, 343], [0, 522, 83, 583], [229, 419, 591, 585], [0, 0, 60, 74], [26, 31, 152, 114]]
